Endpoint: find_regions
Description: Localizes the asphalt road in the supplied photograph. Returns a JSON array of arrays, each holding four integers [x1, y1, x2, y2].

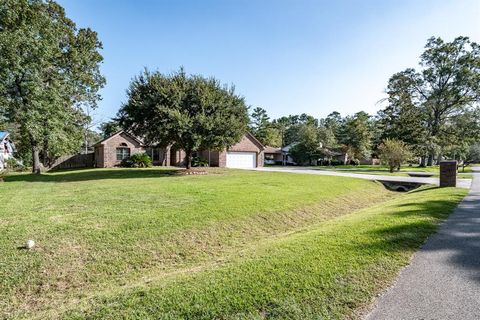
[[253, 166, 472, 189], [366, 167, 480, 319]]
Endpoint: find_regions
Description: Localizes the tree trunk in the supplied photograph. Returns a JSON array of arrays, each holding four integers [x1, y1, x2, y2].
[[427, 154, 434, 166], [437, 151, 443, 165], [185, 150, 192, 169], [420, 156, 426, 167], [32, 144, 41, 174]]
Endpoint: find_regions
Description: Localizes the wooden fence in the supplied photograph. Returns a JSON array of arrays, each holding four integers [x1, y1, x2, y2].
[[49, 153, 94, 170]]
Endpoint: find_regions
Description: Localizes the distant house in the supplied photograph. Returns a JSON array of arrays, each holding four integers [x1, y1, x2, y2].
[[264, 146, 282, 165], [0, 131, 16, 170], [93, 131, 265, 169], [327, 148, 349, 165], [275, 143, 351, 166], [281, 143, 298, 165]]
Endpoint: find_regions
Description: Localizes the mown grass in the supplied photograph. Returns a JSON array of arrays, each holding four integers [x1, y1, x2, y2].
[[66, 186, 465, 320], [1, 168, 394, 319], [0, 168, 466, 319]]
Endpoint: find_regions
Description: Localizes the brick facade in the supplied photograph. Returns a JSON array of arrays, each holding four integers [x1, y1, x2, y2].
[[221, 133, 264, 167], [145, 147, 170, 166], [440, 161, 457, 187], [94, 131, 264, 168], [170, 148, 187, 166], [94, 132, 145, 168]]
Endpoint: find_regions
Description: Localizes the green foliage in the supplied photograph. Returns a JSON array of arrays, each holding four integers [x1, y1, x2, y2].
[[378, 139, 413, 173], [99, 120, 121, 138], [0, 0, 105, 173], [82, 129, 102, 153], [121, 152, 153, 168], [249, 107, 282, 147], [383, 36, 480, 165], [192, 156, 209, 167], [289, 124, 322, 165], [323, 111, 344, 144], [317, 120, 338, 149], [341, 111, 373, 161], [468, 144, 480, 163], [5, 158, 22, 171], [377, 90, 427, 157], [118, 68, 249, 168], [273, 114, 317, 147]]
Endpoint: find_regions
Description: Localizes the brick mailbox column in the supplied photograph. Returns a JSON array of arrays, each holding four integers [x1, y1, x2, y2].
[[440, 160, 457, 187]]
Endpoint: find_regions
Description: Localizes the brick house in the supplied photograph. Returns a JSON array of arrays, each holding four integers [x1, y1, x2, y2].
[[94, 131, 265, 169]]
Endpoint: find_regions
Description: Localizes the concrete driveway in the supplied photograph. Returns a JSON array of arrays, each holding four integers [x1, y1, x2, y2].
[[252, 166, 472, 189]]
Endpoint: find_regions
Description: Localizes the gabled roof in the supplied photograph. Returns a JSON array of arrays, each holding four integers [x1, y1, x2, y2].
[[245, 132, 265, 150], [0, 131, 9, 141], [264, 146, 281, 154], [93, 130, 144, 147], [94, 131, 264, 150]]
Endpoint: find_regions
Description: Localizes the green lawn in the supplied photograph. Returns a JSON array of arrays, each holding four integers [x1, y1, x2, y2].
[[0, 168, 466, 319]]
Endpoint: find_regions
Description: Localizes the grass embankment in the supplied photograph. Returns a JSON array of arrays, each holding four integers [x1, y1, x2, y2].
[[0, 168, 466, 319]]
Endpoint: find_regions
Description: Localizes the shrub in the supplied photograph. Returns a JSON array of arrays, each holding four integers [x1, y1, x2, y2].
[[192, 156, 209, 167], [5, 158, 25, 172], [349, 159, 360, 166], [121, 153, 152, 168], [378, 139, 413, 173]]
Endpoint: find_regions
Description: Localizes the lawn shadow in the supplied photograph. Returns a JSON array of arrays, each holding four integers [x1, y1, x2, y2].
[[3, 168, 182, 183], [356, 194, 480, 283]]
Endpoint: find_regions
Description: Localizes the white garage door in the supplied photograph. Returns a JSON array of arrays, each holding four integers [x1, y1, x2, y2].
[[226, 152, 256, 168]]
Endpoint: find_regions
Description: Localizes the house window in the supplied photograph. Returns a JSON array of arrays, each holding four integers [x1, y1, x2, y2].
[[146, 148, 160, 161], [116, 143, 130, 160]]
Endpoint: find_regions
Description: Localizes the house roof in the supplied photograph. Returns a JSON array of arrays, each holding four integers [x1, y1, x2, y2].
[[281, 143, 298, 153], [0, 131, 8, 141], [94, 130, 265, 151], [264, 146, 281, 154], [244, 132, 265, 150], [93, 130, 144, 147]]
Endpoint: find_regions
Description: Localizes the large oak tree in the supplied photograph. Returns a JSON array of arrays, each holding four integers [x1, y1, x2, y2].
[[117, 68, 249, 169], [384, 36, 480, 165], [0, 0, 105, 173]]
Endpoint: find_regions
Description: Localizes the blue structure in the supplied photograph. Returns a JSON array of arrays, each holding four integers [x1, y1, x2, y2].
[[0, 131, 16, 170]]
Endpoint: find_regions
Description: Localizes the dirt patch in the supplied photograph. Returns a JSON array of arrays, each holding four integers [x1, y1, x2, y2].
[[180, 169, 208, 175]]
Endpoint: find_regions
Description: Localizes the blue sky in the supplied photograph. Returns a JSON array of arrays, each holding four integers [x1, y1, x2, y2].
[[59, 0, 480, 125]]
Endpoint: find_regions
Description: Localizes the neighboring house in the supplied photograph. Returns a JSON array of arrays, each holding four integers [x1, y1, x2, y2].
[[264, 146, 282, 165], [329, 148, 349, 165], [0, 131, 16, 170], [280, 143, 298, 165], [94, 131, 265, 169], [279, 143, 350, 166]]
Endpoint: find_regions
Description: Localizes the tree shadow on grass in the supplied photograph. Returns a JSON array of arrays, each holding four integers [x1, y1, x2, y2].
[[3, 168, 181, 183], [357, 195, 480, 283]]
